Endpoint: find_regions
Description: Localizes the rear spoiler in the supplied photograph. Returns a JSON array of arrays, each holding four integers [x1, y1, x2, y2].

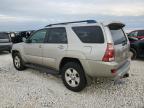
[[103, 21, 125, 30]]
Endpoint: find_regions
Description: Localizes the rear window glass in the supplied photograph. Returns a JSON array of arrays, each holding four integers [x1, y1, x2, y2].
[[0, 33, 9, 39], [72, 26, 104, 43], [110, 29, 127, 45]]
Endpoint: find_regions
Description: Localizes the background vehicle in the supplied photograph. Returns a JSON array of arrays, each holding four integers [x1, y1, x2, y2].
[[128, 30, 144, 40], [12, 20, 130, 92], [10, 30, 34, 43], [0, 32, 12, 52], [128, 37, 144, 59]]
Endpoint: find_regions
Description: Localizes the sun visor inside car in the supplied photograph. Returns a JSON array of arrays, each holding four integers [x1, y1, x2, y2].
[[108, 23, 125, 30]]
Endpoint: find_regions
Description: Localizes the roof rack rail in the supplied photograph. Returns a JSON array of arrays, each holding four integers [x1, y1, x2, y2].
[[45, 20, 97, 27]]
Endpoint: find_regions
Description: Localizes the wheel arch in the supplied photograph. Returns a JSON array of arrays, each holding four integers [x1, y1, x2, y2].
[[59, 57, 83, 74], [12, 50, 20, 57]]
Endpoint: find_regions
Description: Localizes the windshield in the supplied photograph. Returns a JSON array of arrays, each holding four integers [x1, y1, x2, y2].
[[110, 29, 127, 45]]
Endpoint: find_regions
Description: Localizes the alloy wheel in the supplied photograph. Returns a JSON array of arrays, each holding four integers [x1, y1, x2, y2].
[[65, 68, 80, 87]]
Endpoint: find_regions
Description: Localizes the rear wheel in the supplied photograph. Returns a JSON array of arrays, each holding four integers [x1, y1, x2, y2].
[[61, 62, 87, 92], [130, 49, 137, 60], [13, 53, 26, 70]]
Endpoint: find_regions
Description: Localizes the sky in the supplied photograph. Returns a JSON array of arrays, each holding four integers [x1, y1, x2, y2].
[[0, 0, 144, 32]]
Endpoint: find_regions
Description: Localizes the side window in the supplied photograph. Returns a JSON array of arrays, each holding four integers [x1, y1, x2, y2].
[[29, 30, 47, 43], [72, 26, 104, 43], [138, 30, 144, 36], [47, 27, 67, 43]]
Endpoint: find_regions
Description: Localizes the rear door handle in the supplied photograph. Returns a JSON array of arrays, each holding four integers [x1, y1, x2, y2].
[[58, 45, 64, 49]]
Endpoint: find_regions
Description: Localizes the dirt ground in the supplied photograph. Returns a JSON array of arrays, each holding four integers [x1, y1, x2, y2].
[[0, 52, 144, 108]]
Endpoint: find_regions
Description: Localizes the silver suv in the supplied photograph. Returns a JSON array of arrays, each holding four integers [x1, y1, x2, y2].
[[12, 20, 130, 92]]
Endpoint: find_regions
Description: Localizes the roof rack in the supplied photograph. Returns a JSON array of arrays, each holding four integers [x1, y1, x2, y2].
[[45, 20, 97, 27]]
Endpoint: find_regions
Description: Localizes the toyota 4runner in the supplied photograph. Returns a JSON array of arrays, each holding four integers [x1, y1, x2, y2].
[[12, 20, 130, 92]]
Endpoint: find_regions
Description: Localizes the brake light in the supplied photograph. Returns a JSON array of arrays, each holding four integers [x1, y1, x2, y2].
[[102, 43, 115, 62]]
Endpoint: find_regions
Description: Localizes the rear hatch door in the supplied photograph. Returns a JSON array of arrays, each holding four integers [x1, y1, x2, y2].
[[108, 23, 129, 63]]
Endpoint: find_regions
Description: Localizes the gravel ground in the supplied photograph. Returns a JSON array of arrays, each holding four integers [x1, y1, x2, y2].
[[0, 52, 144, 108]]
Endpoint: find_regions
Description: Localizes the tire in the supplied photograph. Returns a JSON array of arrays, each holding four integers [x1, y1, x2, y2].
[[130, 49, 137, 60], [61, 62, 87, 92], [13, 53, 26, 71]]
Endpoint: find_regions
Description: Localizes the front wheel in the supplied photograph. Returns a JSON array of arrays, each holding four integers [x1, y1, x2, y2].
[[13, 53, 26, 71], [61, 62, 87, 92]]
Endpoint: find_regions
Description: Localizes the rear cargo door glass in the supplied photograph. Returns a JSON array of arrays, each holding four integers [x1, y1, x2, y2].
[[72, 26, 104, 43], [110, 29, 127, 45]]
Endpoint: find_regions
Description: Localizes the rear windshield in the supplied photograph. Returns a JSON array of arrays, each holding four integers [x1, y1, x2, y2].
[[72, 26, 104, 43], [0, 33, 9, 39], [110, 29, 127, 45]]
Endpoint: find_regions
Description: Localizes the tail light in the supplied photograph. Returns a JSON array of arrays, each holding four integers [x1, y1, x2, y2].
[[102, 43, 115, 62]]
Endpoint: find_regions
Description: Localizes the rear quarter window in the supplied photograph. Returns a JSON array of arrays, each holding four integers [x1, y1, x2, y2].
[[72, 26, 104, 43]]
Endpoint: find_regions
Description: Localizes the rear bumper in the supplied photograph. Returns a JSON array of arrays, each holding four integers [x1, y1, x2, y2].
[[113, 60, 130, 79], [0, 44, 12, 52], [81, 59, 130, 78]]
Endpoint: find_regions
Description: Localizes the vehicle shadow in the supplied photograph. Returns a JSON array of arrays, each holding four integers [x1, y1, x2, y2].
[[19, 66, 129, 94], [39, 69, 129, 94], [82, 77, 130, 94], [26, 68, 61, 80]]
